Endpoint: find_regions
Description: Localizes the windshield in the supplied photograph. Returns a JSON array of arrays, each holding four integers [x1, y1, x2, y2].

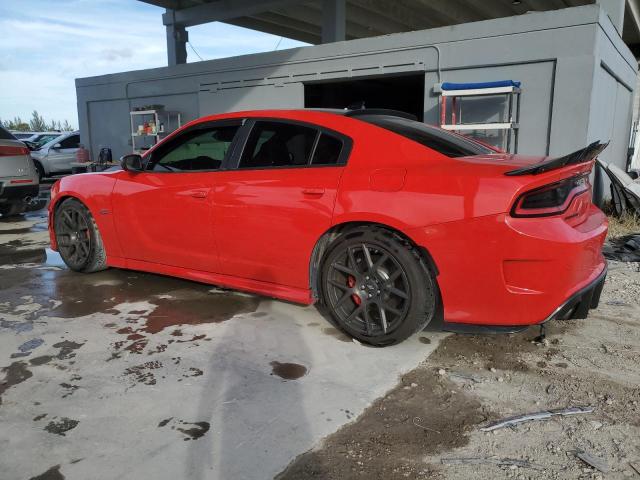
[[356, 115, 494, 157], [33, 134, 62, 149]]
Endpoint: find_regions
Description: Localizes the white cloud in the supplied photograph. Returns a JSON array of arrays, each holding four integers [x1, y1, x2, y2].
[[0, 0, 307, 128]]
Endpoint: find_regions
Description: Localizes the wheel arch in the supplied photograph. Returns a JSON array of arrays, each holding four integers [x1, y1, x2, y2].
[[308, 220, 440, 301]]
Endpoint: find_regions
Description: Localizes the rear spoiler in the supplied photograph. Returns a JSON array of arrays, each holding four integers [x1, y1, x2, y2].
[[504, 141, 608, 176]]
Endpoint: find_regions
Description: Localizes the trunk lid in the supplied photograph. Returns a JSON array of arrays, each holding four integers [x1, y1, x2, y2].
[[0, 139, 35, 180], [457, 142, 607, 176]]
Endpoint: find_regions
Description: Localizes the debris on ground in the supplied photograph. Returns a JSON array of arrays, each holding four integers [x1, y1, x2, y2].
[[603, 234, 640, 262], [441, 457, 542, 470], [479, 406, 594, 432], [575, 449, 610, 473], [598, 159, 640, 216]]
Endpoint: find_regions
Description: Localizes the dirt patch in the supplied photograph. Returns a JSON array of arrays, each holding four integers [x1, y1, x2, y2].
[[278, 360, 486, 480], [432, 330, 537, 372], [279, 261, 640, 480]]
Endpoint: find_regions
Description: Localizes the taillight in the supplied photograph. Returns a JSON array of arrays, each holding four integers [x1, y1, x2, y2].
[[0, 145, 30, 156], [511, 175, 590, 217]]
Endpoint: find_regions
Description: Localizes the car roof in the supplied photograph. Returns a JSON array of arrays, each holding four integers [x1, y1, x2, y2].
[[304, 108, 418, 121]]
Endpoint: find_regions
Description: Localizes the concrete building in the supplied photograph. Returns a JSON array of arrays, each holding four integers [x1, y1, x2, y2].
[[76, 0, 640, 200]]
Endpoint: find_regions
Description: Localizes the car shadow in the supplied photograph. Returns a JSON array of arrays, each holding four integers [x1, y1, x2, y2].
[[185, 300, 317, 479]]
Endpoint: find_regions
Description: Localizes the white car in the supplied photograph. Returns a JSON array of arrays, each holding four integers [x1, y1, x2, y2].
[[30, 131, 80, 180], [0, 126, 39, 217]]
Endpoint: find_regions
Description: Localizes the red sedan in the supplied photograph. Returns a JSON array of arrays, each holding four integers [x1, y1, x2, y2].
[[48, 109, 608, 346]]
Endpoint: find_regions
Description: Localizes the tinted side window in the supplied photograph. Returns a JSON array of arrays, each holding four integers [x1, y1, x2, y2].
[[150, 125, 239, 172], [357, 115, 493, 157], [311, 134, 343, 165], [0, 126, 16, 140], [59, 135, 80, 149], [239, 121, 318, 169]]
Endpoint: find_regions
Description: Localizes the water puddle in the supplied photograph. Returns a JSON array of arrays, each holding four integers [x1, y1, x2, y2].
[[144, 290, 260, 334], [44, 417, 79, 436], [157, 417, 210, 441], [0, 361, 33, 406], [270, 361, 308, 380]]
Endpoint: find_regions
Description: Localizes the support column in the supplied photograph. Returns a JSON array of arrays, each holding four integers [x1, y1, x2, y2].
[[322, 0, 346, 43], [166, 9, 188, 66], [596, 0, 625, 34]]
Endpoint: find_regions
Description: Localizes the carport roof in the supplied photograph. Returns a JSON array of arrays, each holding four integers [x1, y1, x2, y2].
[[139, 0, 640, 49]]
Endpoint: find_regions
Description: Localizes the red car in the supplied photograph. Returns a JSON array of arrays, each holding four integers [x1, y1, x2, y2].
[[48, 109, 608, 346]]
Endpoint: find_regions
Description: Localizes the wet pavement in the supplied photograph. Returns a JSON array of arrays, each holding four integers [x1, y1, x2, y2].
[[0, 181, 445, 480]]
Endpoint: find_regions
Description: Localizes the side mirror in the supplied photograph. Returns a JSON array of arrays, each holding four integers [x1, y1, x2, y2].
[[52, 143, 62, 150], [120, 154, 144, 172]]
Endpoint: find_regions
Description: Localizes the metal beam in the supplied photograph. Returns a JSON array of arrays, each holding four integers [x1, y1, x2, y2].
[[273, 4, 385, 39], [322, 0, 346, 43], [162, 0, 302, 27], [597, 0, 626, 33], [166, 10, 188, 65], [227, 16, 322, 44]]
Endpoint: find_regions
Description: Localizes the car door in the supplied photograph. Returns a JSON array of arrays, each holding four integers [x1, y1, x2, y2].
[[111, 120, 243, 273], [213, 118, 351, 289], [48, 133, 80, 172]]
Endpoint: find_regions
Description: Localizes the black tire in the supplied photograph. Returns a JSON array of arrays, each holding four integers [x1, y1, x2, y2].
[[53, 198, 107, 273], [0, 202, 25, 218], [318, 226, 437, 347], [33, 160, 44, 182]]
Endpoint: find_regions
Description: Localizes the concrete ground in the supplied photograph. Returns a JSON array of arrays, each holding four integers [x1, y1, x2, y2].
[[2, 182, 639, 480], [0, 182, 445, 480]]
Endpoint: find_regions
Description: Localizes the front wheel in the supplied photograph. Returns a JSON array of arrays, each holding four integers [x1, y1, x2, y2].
[[53, 198, 107, 273], [319, 226, 437, 347]]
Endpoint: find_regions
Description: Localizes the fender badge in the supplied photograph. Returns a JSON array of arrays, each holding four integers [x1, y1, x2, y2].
[[99, 209, 111, 215]]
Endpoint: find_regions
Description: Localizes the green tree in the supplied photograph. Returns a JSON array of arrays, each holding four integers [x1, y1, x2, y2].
[[2, 113, 75, 132], [29, 110, 47, 131], [0, 117, 30, 131]]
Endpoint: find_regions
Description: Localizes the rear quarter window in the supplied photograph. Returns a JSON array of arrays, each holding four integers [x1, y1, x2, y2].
[[357, 115, 493, 157]]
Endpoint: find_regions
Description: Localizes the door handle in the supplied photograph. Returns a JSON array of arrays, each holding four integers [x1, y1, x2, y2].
[[189, 189, 209, 199], [302, 188, 325, 197]]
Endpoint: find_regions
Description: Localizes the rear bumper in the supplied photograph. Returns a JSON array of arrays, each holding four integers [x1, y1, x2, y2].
[[409, 204, 608, 327], [541, 263, 606, 322], [442, 264, 606, 334], [0, 183, 40, 202]]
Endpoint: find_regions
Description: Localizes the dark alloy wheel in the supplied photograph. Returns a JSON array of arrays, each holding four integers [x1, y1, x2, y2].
[[54, 198, 107, 273], [320, 226, 437, 346]]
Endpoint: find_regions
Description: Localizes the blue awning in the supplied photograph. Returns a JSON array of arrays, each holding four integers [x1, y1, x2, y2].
[[441, 80, 521, 90]]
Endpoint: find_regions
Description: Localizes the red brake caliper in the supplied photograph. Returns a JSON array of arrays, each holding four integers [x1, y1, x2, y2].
[[347, 275, 361, 306]]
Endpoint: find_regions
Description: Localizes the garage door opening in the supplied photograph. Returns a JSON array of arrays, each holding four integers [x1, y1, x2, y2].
[[304, 74, 425, 121]]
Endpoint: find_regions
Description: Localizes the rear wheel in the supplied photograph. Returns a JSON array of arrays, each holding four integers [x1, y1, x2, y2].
[[0, 202, 25, 218], [33, 160, 44, 182], [54, 198, 107, 273], [319, 226, 437, 346]]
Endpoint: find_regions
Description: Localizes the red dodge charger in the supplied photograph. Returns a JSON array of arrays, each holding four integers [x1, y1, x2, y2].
[[48, 109, 608, 346]]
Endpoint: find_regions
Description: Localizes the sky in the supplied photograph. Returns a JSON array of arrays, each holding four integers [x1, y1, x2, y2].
[[0, 0, 308, 129]]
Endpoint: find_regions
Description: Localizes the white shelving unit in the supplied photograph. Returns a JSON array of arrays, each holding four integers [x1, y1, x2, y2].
[[439, 83, 521, 153], [130, 109, 181, 153]]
